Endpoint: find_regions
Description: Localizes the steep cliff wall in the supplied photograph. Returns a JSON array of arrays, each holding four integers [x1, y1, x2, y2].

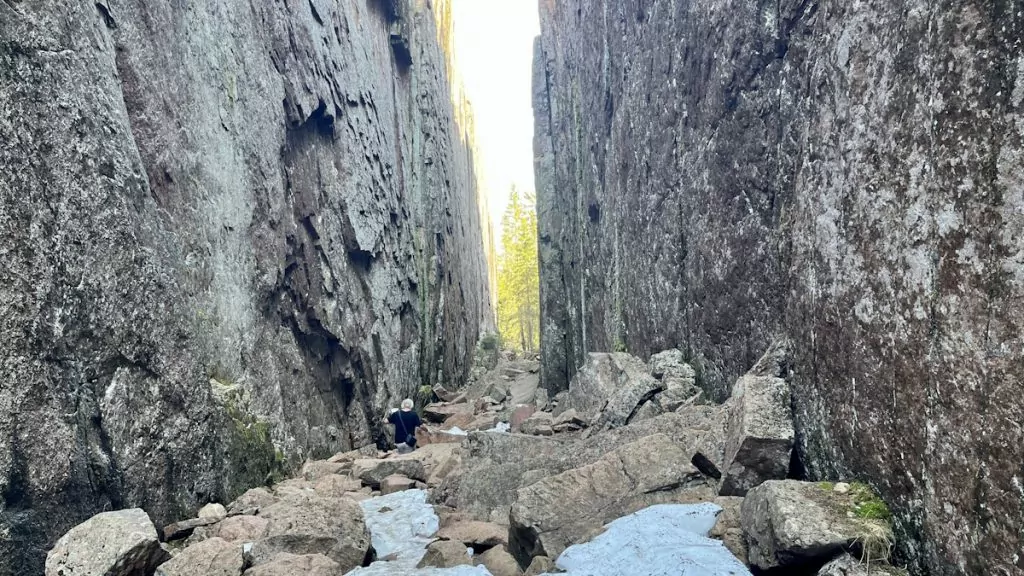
[[535, 1, 1024, 574], [0, 0, 490, 572]]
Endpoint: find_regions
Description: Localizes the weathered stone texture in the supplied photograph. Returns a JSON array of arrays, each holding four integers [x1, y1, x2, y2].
[[535, 2, 1024, 575], [0, 0, 489, 573]]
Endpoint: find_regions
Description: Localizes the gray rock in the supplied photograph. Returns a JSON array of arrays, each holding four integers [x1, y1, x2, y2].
[[379, 474, 416, 495], [742, 480, 894, 571], [156, 537, 244, 576], [560, 353, 662, 426], [252, 493, 372, 571], [436, 521, 508, 550], [817, 553, 908, 576], [0, 0, 490, 571], [197, 515, 270, 544], [351, 458, 427, 488], [300, 461, 348, 482], [508, 434, 706, 565], [199, 503, 229, 520], [524, 555, 556, 576], [228, 488, 277, 516], [163, 516, 223, 542], [648, 349, 696, 382], [476, 547, 523, 576], [416, 540, 472, 569], [719, 375, 794, 496], [243, 553, 343, 576], [45, 509, 168, 576], [709, 497, 747, 566], [533, 1, 1024, 573]]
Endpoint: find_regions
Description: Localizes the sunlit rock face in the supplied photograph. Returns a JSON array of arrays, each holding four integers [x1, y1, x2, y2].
[[534, 1, 1024, 574], [0, 0, 490, 573]]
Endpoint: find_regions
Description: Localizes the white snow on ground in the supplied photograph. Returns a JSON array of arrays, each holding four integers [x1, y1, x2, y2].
[[346, 492, 749, 576], [445, 426, 470, 436], [345, 489, 492, 576], [486, 422, 511, 433], [548, 503, 752, 576]]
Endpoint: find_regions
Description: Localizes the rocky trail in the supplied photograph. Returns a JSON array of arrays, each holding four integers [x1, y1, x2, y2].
[[45, 347, 906, 576]]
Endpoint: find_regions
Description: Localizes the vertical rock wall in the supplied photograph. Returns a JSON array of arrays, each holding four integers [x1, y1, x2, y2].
[[0, 0, 490, 573], [535, 1, 1024, 574]]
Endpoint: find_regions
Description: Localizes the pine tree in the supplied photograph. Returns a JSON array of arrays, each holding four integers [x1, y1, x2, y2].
[[496, 186, 540, 352]]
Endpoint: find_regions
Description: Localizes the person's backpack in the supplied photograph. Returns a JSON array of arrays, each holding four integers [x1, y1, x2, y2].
[[397, 411, 417, 448]]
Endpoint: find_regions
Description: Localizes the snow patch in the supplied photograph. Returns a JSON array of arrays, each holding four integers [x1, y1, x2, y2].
[[547, 503, 752, 576], [345, 490, 492, 576]]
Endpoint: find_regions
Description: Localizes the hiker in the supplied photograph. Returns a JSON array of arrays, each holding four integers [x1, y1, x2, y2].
[[383, 398, 422, 453]]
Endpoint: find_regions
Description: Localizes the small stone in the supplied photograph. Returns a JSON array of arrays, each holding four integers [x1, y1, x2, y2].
[[199, 503, 228, 520], [834, 482, 851, 494]]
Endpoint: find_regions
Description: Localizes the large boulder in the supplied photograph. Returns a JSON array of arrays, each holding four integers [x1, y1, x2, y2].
[[198, 515, 270, 543], [719, 375, 794, 496], [243, 553, 343, 576], [380, 474, 416, 495], [156, 537, 244, 576], [45, 509, 168, 576], [560, 353, 664, 428], [251, 493, 372, 571], [351, 458, 426, 487], [742, 480, 895, 571], [424, 403, 474, 424], [708, 496, 747, 565], [508, 434, 708, 565], [300, 460, 348, 482]]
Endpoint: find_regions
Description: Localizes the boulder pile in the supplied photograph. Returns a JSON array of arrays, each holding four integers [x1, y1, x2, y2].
[[44, 349, 907, 576]]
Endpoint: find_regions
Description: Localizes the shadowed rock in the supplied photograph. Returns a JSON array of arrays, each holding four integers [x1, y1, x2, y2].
[[45, 509, 168, 576]]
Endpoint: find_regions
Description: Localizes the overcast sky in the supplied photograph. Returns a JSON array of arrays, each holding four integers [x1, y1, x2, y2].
[[451, 0, 540, 240]]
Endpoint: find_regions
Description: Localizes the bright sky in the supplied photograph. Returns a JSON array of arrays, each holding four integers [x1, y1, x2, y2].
[[451, 0, 540, 241]]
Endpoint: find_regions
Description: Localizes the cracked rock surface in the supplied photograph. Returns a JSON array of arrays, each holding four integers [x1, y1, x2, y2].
[[0, 0, 490, 572]]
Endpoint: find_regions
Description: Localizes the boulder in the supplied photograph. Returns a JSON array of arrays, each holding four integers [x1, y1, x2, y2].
[[477, 547, 523, 576], [326, 445, 378, 464], [272, 478, 315, 499], [817, 553, 909, 576], [474, 396, 502, 413], [162, 516, 222, 541], [519, 412, 554, 436], [313, 475, 363, 499], [45, 509, 168, 576], [228, 487, 277, 515], [534, 389, 549, 412], [719, 375, 794, 496], [205, 515, 270, 543], [351, 458, 426, 487], [416, 540, 472, 568], [416, 426, 468, 446], [560, 353, 663, 427], [551, 409, 587, 432], [300, 460, 348, 482], [436, 520, 508, 550], [433, 384, 461, 403], [524, 555, 556, 576], [510, 405, 537, 430], [156, 537, 244, 576], [648, 349, 695, 381], [709, 496, 747, 565], [441, 411, 477, 431], [243, 553, 343, 576], [380, 474, 416, 495], [742, 480, 895, 571], [425, 403, 474, 423], [251, 493, 372, 571], [508, 434, 706, 565], [199, 503, 229, 520]]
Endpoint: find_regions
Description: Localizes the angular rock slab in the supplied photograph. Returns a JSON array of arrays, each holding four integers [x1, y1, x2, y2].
[[243, 553, 343, 576], [351, 458, 426, 487], [561, 353, 663, 428], [251, 493, 372, 571], [741, 480, 894, 571], [477, 546, 523, 576], [509, 433, 706, 565], [156, 537, 244, 576], [719, 375, 794, 496], [45, 509, 168, 576], [436, 520, 508, 550]]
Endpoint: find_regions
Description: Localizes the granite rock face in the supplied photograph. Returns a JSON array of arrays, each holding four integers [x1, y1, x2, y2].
[[535, 2, 1024, 574], [0, 0, 489, 573]]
